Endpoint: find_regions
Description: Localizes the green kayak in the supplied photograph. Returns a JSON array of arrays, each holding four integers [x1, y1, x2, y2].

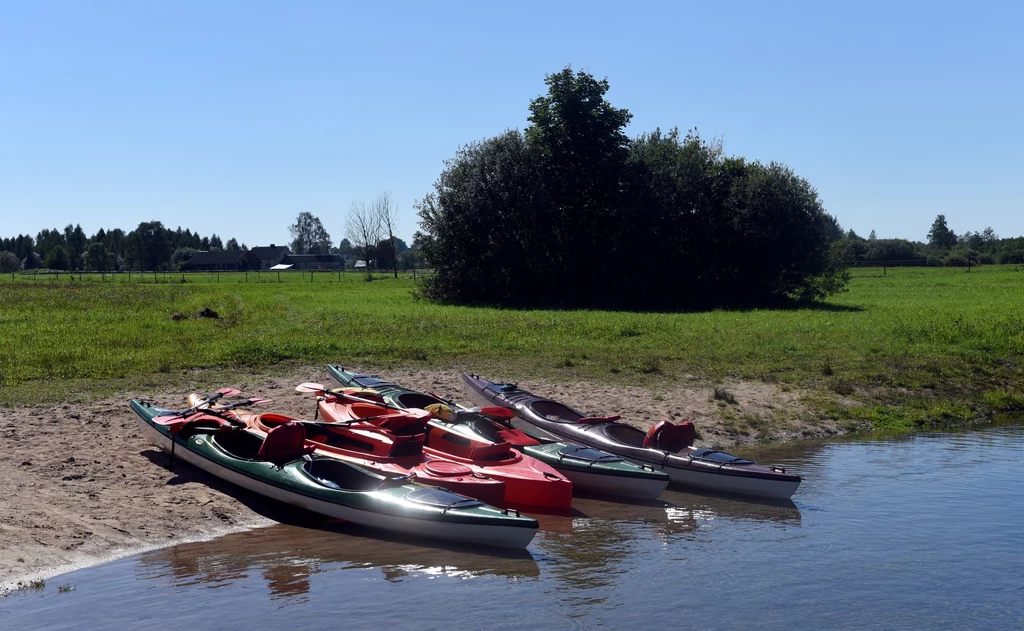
[[325, 365, 670, 500], [129, 399, 538, 549]]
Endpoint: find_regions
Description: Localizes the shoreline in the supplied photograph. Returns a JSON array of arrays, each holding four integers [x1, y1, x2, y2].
[[0, 365, 908, 589]]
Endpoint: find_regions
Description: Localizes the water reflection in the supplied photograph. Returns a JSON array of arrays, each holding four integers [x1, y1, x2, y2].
[[7, 424, 1022, 631], [138, 523, 539, 600]]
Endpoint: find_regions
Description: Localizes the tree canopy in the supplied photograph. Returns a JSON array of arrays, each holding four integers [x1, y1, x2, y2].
[[289, 212, 333, 255], [416, 67, 846, 309]]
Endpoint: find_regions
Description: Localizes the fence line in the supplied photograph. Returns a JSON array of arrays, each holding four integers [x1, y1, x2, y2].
[[3, 269, 431, 284]]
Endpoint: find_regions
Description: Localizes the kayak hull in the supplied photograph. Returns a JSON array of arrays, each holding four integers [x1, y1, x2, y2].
[[461, 373, 802, 500], [130, 400, 537, 548]]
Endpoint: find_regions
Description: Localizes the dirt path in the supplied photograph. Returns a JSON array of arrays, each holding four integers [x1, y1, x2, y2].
[[1, 367, 839, 590]]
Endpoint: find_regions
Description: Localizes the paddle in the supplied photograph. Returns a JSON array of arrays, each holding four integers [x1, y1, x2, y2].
[[173, 388, 242, 418]]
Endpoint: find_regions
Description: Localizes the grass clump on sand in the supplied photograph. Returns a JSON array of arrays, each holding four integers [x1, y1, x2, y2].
[[0, 267, 1021, 434]]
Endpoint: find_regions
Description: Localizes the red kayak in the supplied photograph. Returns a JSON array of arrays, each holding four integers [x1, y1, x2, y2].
[[308, 387, 573, 510], [234, 409, 507, 507]]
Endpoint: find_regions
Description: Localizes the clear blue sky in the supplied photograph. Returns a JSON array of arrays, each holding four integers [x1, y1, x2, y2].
[[2, 0, 1021, 246]]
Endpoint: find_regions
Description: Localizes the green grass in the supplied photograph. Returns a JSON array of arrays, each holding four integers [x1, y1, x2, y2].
[[1, 266, 1022, 433]]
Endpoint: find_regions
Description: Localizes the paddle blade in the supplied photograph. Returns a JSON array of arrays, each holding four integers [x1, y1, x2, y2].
[[295, 382, 326, 394], [217, 388, 242, 397], [247, 397, 272, 405]]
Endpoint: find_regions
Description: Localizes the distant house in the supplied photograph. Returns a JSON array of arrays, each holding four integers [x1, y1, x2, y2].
[[353, 260, 369, 269], [249, 244, 292, 270], [287, 254, 345, 270], [184, 250, 261, 271]]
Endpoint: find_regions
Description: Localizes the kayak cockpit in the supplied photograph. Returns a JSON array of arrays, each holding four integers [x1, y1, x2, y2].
[[603, 423, 647, 447], [211, 430, 264, 459], [395, 392, 446, 409], [530, 400, 585, 423], [302, 458, 387, 491]]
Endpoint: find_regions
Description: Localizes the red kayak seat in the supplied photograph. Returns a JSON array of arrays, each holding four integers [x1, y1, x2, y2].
[[258, 421, 316, 467], [643, 420, 696, 453]]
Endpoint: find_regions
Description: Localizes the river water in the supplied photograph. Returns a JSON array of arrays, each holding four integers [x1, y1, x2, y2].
[[3, 423, 1022, 630]]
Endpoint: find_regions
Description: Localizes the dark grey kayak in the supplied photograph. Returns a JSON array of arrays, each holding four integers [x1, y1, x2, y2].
[[461, 373, 801, 500]]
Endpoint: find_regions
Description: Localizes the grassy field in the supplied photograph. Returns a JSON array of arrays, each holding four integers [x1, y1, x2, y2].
[[1, 266, 1022, 432]]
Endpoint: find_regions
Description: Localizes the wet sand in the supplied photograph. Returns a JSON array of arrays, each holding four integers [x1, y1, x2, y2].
[[0, 366, 839, 590]]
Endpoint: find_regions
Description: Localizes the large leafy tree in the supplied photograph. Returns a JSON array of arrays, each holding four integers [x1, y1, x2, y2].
[[85, 242, 114, 271], [35, 228, 65, 263], [127, 221, 173, 271], [289, 212, 332, 255], [44, 245, 71, 270], [417, 68, 846, 308], [525, 67, 632, 295], [928, 214, 957, 249], [0, 251, 20, 273], [63, 224, 87, 269]]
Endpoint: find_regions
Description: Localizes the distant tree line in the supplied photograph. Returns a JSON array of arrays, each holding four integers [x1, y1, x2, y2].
[[0, 222, 240, 273], [1, 214, 421, 274], [832, 214, 1024, 267], [415, 67, 850, 309]]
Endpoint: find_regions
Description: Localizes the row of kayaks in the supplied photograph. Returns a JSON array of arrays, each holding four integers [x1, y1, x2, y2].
[[129, 366, 801, 549]]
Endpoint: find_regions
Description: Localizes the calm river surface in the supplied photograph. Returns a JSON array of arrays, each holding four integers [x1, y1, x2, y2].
[[3, 423, 1022, 630]]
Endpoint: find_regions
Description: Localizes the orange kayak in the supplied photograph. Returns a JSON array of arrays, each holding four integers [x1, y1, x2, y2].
[[313, 391, 573, 510]]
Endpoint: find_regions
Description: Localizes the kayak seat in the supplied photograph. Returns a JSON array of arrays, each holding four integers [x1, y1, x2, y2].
[[386, 434, 427, 458], [643, 421, 696, 453], [258, 421, 316, 467]]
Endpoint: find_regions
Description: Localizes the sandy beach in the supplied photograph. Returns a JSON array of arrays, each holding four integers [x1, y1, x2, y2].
[[1, 367, 840, 590]]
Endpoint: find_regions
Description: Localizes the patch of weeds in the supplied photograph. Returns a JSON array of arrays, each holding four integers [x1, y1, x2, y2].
[[401, 349, 429, 362], [821, 360, 835, 377], [58, 583, 75, 594], [558, 358, 576, 368], [158, 360, 171, 373], [652, 393, 665, 402], [17, 557, 24, 563], [608, 367, 621, 374], [619, 326, 643, 338], [635, 358, 663, 375], [982, 389, 1024, 411], [713, 387, 737, 405], [26, 579, 45, 590], [830, 380, 855, 396], [722, 417, 750, 436]]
